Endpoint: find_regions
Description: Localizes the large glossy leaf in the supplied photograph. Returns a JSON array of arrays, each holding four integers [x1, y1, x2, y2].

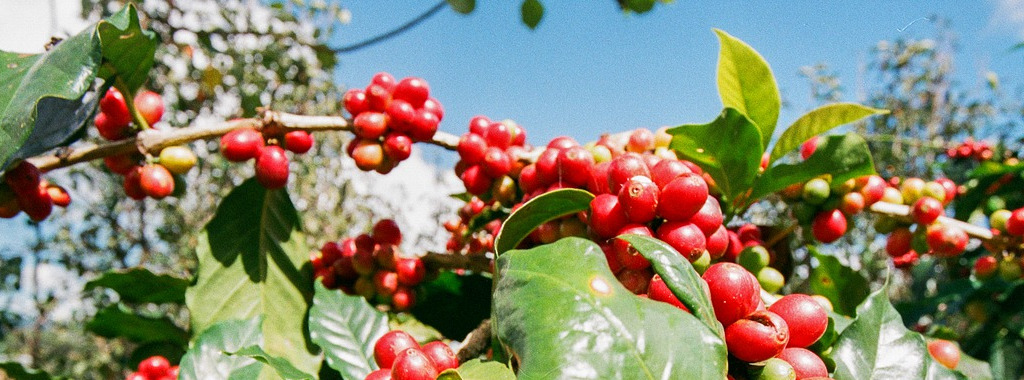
[[808, 247, 870, 317], [308, 282, 389, 380], [493, 237, 728, 379], [178, 317, 264, 380], [494, 188, 594, 255], [185, 179, 318, 376], [668, 107, 763, 206], [989, 334, 1024, 380], [84, 268, 188, 304], [409, 272, 491, 340], [0, 28, 99, 170], [618, 235, 722, 335], [96, 4, 158, 90], [86, 306, 189, 346], [954, 351, 992, 380], [768, 103, 888, 162], [832, 285, 966, 380], [227, 346, 315, 380], [751, 133, 876, 202], [0, 362, 64, 380], [714, 29, 780, 148], [437, 359, 516, 380]]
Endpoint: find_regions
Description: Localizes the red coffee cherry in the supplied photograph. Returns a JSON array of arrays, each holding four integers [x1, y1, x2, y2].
[[393, 77, 430, 108], [373, 219, 403, 245], [391, 348, 439, 380], [396, 259, 425, 286], [534, 148, 561, 186], [352, 139, 385, 171], [385, 99, 417, 132], [927, 339, 961, 370], [706, 226, 729, 259], [777, 348, 828, 379], [134, 90, 165, 126], [420, 341, 459, 372], [94, 112, 130, 141], [46, 185, 70, 207], [123, 166, 146, 200], [612, 224, 653, 270], [589, 194, 629, 239], [618, 176, 659, 223], [841, 191, 866, 215], [220, 128, 265, 162], [811, 209, 847, 243], [925, 223, 969, 257], [4, 161, 41, 195], [546, 136, 579, 151], [975, 255, 998, 278], [18, 184, 53, 222], [911, 197, 944, 225], [588, 162, 612, 195], [104, 153, 139, 175], [354, 112, 389, 140], [557, 146, 595, 187], [647, 274, 689, 312], [650, 159, 692, 189], [1005, 209, 1024, 236], [343, 88, 370, 115], [255, 146, 290, 189], [768, 294, 827, 348], [421, 97, 444, 120], [365, 84, 393, 112], [607, 153, 651, 194], [99, 88, 132, 126], [690, 197, 724, 236], [859, 175, 887, 205], [702, 262, 761, 326], [885, 228, 913, 257], [408, 109, 440, 141], [627, 128, 655, 152], [459, 165, 492, 196], [374, 271, 399, 298], [656, 221, 706, 262], [800, 136, 821, 160], [457, 133, 488, 165], [373, 330, 420, 369], [137, 355, 171, 378], [467, 115, 490, 136], [139, 164, 175, 199], [364, 369, 392, 380], [725, 310, 790, 363], [657, 173, 709, 221], [284, 131, 314, 154], [391, 287, 416, 312], [371, 72, 397, 91], [481, 147, 512, 178], [616, 268, 652, 294]]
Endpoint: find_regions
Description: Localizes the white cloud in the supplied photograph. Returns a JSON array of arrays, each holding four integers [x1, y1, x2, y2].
[[0, 2, 90, 54], [990, 0, 1024, 38]]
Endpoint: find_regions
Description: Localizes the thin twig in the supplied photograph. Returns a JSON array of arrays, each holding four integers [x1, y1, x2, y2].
[[421, 252, 493, 274], [331, 1, 448, 54], [456, 319, 491, 363], [869, 201, 994, 240]]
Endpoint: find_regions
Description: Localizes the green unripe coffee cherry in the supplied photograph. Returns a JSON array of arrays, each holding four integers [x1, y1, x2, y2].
[[757, 267, 785, 294], [911, 228, 930, 254], [991, 209, 1012, 232], [985, 196, 1006, 214], [900, 178, 926, 204], [757, 358, 797, 380], [692, 250, 711, 274], [999, 257, 1022, 281], [802, 178, 831, 205], [873, 216, 900, 234], [558, 218, 588, 239], [738, 245, 771, 272], [587, 144, 613, 163], [922, 181, 946, 203], [158, 145, 197, 175]]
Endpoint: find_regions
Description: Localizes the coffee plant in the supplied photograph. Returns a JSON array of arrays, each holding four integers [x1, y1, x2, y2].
[[0, 3, 1022, 380]]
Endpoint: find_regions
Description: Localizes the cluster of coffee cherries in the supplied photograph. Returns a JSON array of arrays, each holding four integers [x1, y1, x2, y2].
[[312, 219, 429, 311], [945, 138, 994, 162], [343, 72, 443, 174], [125, 355, 177, 380], [733, 227, 787, 294], [219, 127, 314, 189], [364, 330, 458, 380], [455, 116, 527, 197], [95, 88, 198, 200], [972, 207, 1024, 280], [0, 161, 69, 221], [873, 176, 966, 268], [443, 197, 500, 256]]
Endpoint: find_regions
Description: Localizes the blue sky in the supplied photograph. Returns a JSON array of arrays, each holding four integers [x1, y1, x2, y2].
[[332, 1, 1023, 163]]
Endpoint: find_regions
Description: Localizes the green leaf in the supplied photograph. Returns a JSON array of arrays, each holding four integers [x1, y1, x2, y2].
[[493, 238, 728, 379], [713, 29, 780, 148], [769, 103, 888, 163], [808, 247, 870, 317], [409, 272, 491, 340], [832, 285, 966, 380], [86, 305, 189, 346], [437, 359, 516, 380], [0, 362, 64, 380], [389, 313, 444, 344], [97, 3, 158, 90], [617, 234, 721, 335], [0, 28, 99, 170], [751, 133, 876, 202], [521, 0, 544, 29], [446, 0, 476, 14], [668, 107, 763, 205], [494, 188, 594, 255], [178, 317, 264, 380], [308, 282, 389, 380], [84, 268, 188, 304], [227, 346, 315, 379], [185, 179, 318, 376], [954, 351, 992, 380], [990, 334, 1024, 380]]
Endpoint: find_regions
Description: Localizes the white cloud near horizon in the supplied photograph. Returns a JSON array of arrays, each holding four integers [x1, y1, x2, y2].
[[990, 0, 1024, 38]]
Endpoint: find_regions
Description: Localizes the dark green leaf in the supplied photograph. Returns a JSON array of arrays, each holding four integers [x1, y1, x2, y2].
[[990, 334, 1024, 380], [97, 4, 158, 90], [769, 103, 888, 162], [668, 107, 763, 205], [832, 285, 965, 380], [227, 345, 315, 379], [446, 0, 476, 14], [86, 306, 189, 346], [178, 317, 264, 380], [618, 234, 721, 335], [713, 29, 780, 148], [308, 282, 389, 380], [521, 0, 544, 29], [185, 179, 318, 375], [493, 238, 727, 379], [751, 133, 876, 202], [494, 188, 594, 255], [0, 28, 99, 170], [0, 362, 64, 380], [808, 247, 870, 317], [831, 310, 854, 335], [437, 359, 516, 380], [84, 267, 188, 304], [410, 272, 491, 340]]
